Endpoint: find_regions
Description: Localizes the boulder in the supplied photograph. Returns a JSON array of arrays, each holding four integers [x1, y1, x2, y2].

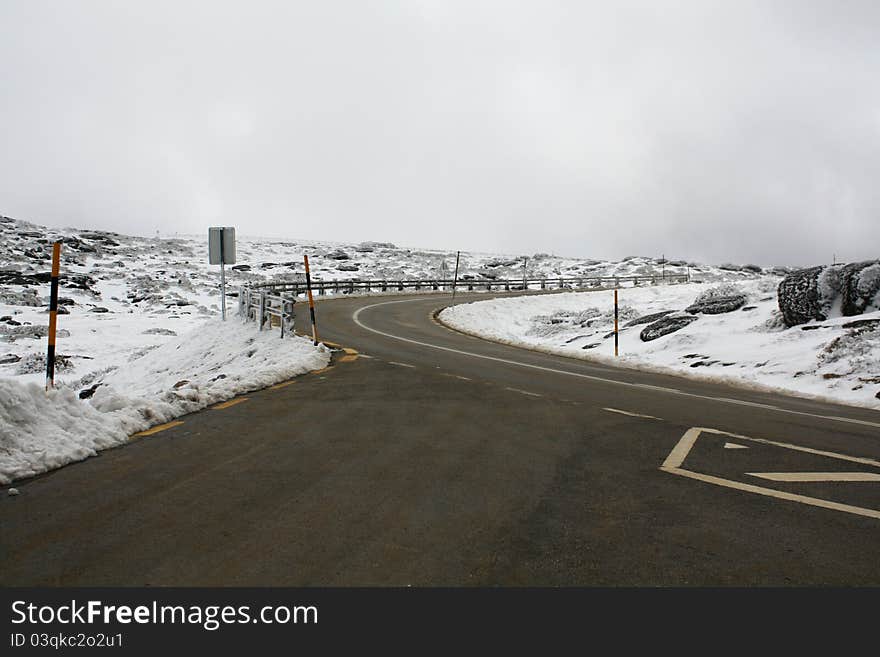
[[326, 249, 350, 260], [686, 295, 746, 314], [640, 314, 699, 342], [777, 260, 880, 326], [777, 266, 823, 326], [624, 310, 674, 327]]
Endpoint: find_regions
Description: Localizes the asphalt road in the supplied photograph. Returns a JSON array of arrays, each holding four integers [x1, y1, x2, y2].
[[2, 290, 880, 585]]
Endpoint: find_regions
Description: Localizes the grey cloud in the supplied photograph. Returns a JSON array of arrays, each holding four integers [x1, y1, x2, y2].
[[1, 0, 877, 266]]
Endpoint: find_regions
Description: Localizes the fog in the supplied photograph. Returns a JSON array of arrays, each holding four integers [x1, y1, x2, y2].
[[1, 1, 878, 265]]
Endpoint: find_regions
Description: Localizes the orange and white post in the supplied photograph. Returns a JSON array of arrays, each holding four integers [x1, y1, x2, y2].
[[46, 241, 62, 389], [304, 254, 319, 346]]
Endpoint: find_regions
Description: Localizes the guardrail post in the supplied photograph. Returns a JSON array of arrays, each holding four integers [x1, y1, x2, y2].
[[258, 292, 266, 331], [540, 279, 546, 290]]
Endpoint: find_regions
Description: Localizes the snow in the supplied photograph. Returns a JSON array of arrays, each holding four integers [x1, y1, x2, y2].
[[440, 280, 880, 410], [0, 211, 805, 484], [0, 319, 329, 485]]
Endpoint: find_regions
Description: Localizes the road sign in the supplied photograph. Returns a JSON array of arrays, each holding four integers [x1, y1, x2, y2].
[[209, 227, 236, 320], [208, 226, 236, 265], [662, 427, 880, 520]]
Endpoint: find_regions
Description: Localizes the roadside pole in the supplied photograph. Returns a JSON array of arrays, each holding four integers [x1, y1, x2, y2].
[[45, 241, 61, 390], [304, 254, 319, 345], [219, 234, 227, 320], [451, 250, 461, 303], [522, 257, 527, 291], [208, 227, 236, 321], [614, 288, 619, 357]]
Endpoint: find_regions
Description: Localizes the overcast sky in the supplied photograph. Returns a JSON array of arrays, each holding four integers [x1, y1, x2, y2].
[[1, 1, 878, 266]]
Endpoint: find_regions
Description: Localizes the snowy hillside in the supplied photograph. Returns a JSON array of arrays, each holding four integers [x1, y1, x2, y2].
[[440, 281, 880, 409], [0, 211, 786, 484], [0, 213, 776, 389]]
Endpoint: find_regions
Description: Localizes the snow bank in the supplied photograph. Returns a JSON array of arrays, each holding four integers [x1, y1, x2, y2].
[[0, 319, 329, 484], [440, 281, 880, 410]]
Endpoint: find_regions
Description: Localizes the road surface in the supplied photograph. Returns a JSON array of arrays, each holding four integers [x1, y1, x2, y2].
[[2, 290, 879, 585]]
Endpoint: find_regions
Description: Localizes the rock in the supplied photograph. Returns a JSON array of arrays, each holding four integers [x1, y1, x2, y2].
[[336, 263, 360, 271], [0, 354, 21, 364], [142, 328, 177, 336], [778, 261, 880, 326], [742, 264, 763, 274], [172, 379, 189, 389], [79, 383, 101, 399], [741, 305, 757, 311], [89, 306, 109, 313], [640, 314, 699, 341], [56, 306, 70, 314], [7, 488, 19, 496], [210, 373, 227, 382], [686, 295, 746, 314], [58, 297, 75, 305], [326, 249, 350, 260], [231, 264, 251, 271], [260, 262, 278, 269], [777, 266, 823, 326], [624, 310, 674, 327], [842, 318, 880, 331], [581, 342, 601, 350]]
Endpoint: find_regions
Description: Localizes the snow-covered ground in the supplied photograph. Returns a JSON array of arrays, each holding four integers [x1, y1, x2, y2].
[[0, 319, 329, 484], [440, 280, 880, 410], [0, 211, 788, 484]]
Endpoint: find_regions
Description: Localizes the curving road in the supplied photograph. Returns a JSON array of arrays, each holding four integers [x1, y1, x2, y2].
[[2, 290, 880, 585]]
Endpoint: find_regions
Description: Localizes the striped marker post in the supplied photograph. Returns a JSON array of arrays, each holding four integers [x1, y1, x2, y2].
[[304, 254, 319, 345], [614, 288, 619, 357], [46, 241, 62, 389]]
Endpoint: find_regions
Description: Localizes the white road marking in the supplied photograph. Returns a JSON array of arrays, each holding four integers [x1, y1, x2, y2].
[[661, 427, 880, 521], [388, 361, 416, 368], [747, 472, 880, 483], [440, 373, 472, 381], [352, 299, 880, 430], [724, 442, 749, 449], [505, 387, 542, 397], [602, 407, 662, 420]]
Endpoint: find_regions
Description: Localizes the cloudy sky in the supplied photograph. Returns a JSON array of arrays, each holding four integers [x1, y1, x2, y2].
[[1, 1, 877, 266]]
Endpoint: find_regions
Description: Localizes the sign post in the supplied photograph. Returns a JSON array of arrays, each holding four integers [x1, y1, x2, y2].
[[208, 227, 236, 320]]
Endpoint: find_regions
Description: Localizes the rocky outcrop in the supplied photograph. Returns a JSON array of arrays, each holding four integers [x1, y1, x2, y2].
[[640, 314, 699, 341], [686, 295, 746, 315], [624, 310, 674, 327], [777, 261, 880, 327]]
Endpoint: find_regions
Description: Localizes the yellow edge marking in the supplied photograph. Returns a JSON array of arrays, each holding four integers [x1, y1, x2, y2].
[[343, 347, 359, 355], [131, 420, 184, 438], [211, 398, 249, 410], [270, 381, 296, 390], [312, 366, 334, 375], [339, 354, 358, 363], [322, 341, 342, 349]]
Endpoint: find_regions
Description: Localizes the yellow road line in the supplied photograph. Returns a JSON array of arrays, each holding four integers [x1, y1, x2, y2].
[[322, 341, 342, 349], [269, 381, 296, 390], [343, 347, 359, 355], [211, 398, 249, 410], [312, 366, 334, 375], [130, 421, 184, 439], [339, 354, 358, 363]]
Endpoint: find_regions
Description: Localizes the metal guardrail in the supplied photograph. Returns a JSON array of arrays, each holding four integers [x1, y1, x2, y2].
[[237, 286, 296, 337], [245, 274, 689, 297], [237, 273, 689, 336]]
